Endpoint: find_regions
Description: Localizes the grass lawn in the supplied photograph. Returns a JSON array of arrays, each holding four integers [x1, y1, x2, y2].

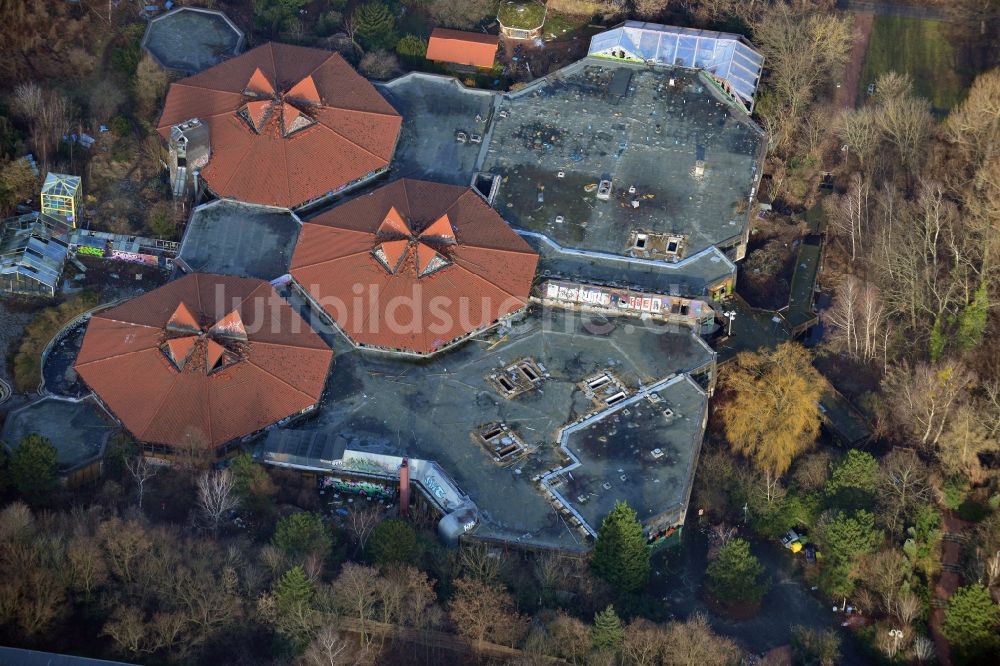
[[543, 11, 590, 39], [498, 0, 546, 30], [859, 16, 966, 111]]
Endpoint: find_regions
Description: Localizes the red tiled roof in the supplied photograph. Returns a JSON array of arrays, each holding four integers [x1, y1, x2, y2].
[[290, 179, 538, 355], [75, 274, 333, 452], [157, 42, 402, 209], [426, 28, 499, 68]]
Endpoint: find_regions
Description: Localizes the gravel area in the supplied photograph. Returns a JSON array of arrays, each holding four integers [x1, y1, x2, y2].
[[0, 302, 33, 383]]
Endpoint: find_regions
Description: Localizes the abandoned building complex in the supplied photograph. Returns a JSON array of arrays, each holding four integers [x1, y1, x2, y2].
[[9, 21, 768, 553]]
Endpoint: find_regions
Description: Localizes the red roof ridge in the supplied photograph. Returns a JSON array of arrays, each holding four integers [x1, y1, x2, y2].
[[449, 261, 525, 302], [430, 27, 500, 45], [210, 309, 248, 340], [291, 246, 377, 271], [246, 67, 275, 95], [422, 213, 455, 240], [287, 75, 321, 104], [312, 120, 390, 164], [167, 302, 200, 331], [244, 358, 323, 402], [75, 340, 159, 368]]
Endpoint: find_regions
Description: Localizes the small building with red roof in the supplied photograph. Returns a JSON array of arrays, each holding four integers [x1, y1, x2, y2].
[[157, 42, 402, 210], [425, 28, 499, 69], [75, 273, 333, 456], [290, 178, 538, 356]]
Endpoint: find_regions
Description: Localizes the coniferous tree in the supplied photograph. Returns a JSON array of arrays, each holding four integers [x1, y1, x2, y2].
[[353, 3, 398, 51], [942, 585, 1000, 663], [591, 605, 624, 651], [592, 501, 651, 593], [706, 538, 769, 604], [9, 435, 58, 505]]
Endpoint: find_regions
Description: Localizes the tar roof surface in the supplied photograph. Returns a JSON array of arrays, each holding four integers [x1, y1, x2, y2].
[[1, 396, 115, 472], [558, 374, 707, 531], [75, 273, 332, 451], [378, 74, 495, 186], [179, 200, 300, 280], [291, 178, 538, 355], [157, 42, 402, 209], [481, 58, 763, 257], [522, 232, 734, 298], [272, 305, 713, 550], [142, 7, 244, 74]]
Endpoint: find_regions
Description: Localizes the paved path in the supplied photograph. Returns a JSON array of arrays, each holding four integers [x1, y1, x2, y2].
[[652, 524, 870, 662], [837, 0, 953, 21]]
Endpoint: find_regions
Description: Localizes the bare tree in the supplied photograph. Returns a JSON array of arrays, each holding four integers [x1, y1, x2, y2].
[[826, 173, 871, 262], [12, 83, 70, 170], [125, 455, 158, 511], [911, 635, 935, 663], [330, 563, 380, 647], [661, 613, 741, 665], [824, 275, 889, 364], [876, 448, 932, 534], [837, 107, 882, 168], [346, 506, 382, 556], [883, 360, 973, 448], [196, 469, 240, 535], [448, 576, 528, 648], [458, 541, 505, 582], [301, 625, 365, 666]]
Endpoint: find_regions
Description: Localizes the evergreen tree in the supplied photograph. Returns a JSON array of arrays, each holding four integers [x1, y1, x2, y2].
[[395, 34, 428, 60], [9, 434, 58, 505], [353, 3, 398, 52], [825, 449, 879, 511], [276, 565, 314, 608], [592, 501, 651, 593], [591, 605, 623, 651], [253, 0, 309, 35], [367, 518, 418, 565], [272, 512, 332, 561], [706, 538, 769, 604], [942, 585, 1000, 663]]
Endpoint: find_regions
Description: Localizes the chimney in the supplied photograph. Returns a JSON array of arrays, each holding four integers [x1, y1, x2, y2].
[[399, 458, 410, 518]]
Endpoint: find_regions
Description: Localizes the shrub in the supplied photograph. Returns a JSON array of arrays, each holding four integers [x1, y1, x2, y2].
[[9, 435, 59, 505], [359, 50, 399, 80], [272, 512, 332, 561], [367, 518, 418, 565], [395, 34, 428, 59]]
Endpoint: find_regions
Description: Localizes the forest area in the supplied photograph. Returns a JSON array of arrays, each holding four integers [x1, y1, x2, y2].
[[1, 0, 999, 665]]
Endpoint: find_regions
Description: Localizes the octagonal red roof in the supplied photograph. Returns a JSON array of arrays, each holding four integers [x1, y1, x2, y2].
[[75, 274, 333, 452], [290, 179, 538, 355], [157, 42, 402, 209]]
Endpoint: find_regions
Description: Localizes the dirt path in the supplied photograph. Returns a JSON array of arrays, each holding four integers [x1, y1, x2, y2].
[[837, 0, 953, 22], [929, 512, 973, 666], [836, 12, 875, 110]]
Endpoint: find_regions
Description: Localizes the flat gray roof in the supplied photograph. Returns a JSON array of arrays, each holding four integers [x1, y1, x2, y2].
[[1, 396, 115, 472], [522, 231, 735, 299], [481, 58, 764, 258], [178, 200, 300, 280], [142, 7, 244, 74], [378, 74, 496, 186], [262, 305, 713, 550], [556, 374, 707, 532]]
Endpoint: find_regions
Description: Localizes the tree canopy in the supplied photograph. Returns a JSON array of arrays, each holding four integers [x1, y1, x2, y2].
[[9, 435, 58, 505], [367, 518, 418, 565], [706, 538, 769, 604], [718, 343, 824, 497], [591, 605, 624, 651], [591, 501, 650, 594], [942, 584, 1000, 662], [272, 512, 332, 561]]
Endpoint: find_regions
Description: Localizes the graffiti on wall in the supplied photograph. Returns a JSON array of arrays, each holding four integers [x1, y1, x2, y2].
[[322, 476, 395, 499]]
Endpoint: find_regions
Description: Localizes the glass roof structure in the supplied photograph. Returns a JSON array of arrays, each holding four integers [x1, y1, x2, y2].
[[41, 172, 81, 197], [589, 21, 763, 111], [0, 215, 69, 295]]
